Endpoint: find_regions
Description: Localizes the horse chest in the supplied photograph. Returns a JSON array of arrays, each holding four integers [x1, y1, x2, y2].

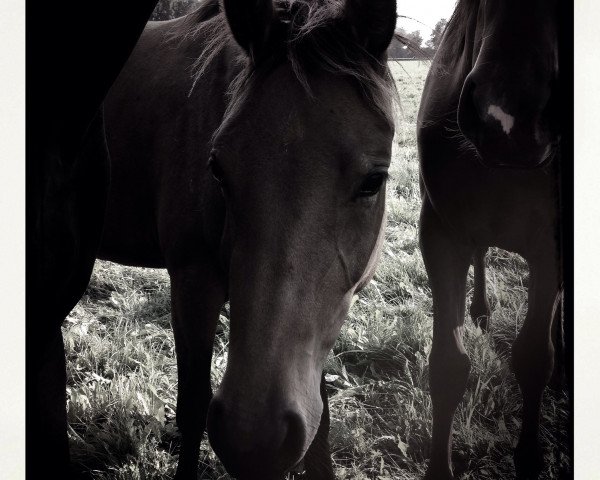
[[421, 151, 558, 252]]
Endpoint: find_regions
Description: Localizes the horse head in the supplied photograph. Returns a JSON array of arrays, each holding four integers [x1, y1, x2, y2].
[[457, 0, 559, 168], [204, 0, 397, 477]]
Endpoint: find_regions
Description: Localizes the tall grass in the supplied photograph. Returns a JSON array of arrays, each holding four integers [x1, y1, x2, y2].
[[64, 61, 570, 479]]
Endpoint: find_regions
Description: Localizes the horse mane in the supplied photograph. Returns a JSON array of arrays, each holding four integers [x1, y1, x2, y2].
[[440, 0, 480, 59], [171, 0, 398, 125]]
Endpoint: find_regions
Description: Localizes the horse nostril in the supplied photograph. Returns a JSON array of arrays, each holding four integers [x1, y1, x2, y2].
[[281, 410, 307, 463]]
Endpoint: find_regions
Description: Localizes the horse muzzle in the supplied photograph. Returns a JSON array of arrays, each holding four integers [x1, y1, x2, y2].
[[467, 136, 558, 170], [207, 392, 315, 479]]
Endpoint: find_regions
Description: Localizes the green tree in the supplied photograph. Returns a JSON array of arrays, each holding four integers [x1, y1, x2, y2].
[[406, 30, 423, 50], [388, 28, 426, 59], [426, 18, 448, 50]]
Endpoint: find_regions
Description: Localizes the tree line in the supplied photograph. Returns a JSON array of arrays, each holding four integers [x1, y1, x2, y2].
[[388, 18, 448, 60]]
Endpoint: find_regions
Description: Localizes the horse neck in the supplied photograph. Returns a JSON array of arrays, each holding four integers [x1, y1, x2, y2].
[[421, 0, 482, 119]]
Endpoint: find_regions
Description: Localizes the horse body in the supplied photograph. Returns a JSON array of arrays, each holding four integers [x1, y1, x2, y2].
[[98, 1, 398, 478], [417, 0, 561, 478], [101, 16, 233, 269]]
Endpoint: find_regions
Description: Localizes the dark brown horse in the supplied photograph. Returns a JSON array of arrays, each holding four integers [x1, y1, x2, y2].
[[27, 1, 158, 477], [417, 0, 562, 479], [98, 0, 398, 478]]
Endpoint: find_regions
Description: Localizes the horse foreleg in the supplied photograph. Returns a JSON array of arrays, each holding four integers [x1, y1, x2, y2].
[[27, 329, 70, 478], [420, 201, 472, 480], [303, 372, 334, 480], [511, 253, 560, 479], [27, 111, 110, 479], [469, 247, 491, 330], [169, 262, 225, 480]]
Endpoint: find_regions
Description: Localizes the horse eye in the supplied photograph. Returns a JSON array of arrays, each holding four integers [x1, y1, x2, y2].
[[358, 172, 387, 197], [207, 154, 225, 184]]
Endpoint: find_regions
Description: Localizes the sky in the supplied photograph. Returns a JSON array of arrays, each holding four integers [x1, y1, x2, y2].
[[396, 0, 457, 43]]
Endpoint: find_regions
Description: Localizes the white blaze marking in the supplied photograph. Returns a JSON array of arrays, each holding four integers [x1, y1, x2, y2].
[[487, 105, 515, 135]]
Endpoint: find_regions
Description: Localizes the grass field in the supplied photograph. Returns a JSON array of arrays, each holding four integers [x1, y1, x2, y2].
[[65, 61, 570, 479]]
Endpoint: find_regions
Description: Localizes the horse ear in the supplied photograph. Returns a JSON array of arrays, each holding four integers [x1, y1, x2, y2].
[[344, 0, 397, 58], [222, 0, 279, 61]]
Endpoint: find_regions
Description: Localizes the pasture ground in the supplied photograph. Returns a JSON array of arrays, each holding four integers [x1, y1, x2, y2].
[[65, 61, 570, 479]]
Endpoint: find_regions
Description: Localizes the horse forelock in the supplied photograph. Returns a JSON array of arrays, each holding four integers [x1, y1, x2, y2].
[[171, 0, 398, 126]]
